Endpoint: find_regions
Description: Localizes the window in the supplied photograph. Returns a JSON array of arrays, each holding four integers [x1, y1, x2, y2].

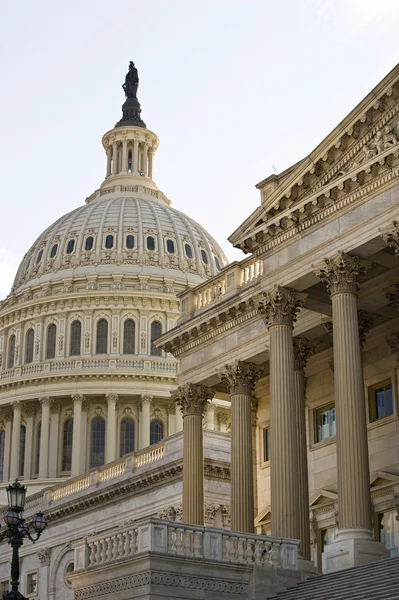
[[214, 256, 221, 271], [369, 380, 393, 422], [128, 149, 132, 173], [201, 249, 208, 264], [90, 417, 105, 468], [35, 423, 41, 475], [46, 324, 56, 359], [150, 420, 163, 445], [96, 319, 108, 354], [62, 418, 73, 471], [85, 236, 94, 251], [126, 234, 135, 249], [19, 425, 26, 477], [0, 431, 5, 481], [70, 320, 82, 356], [378, 511, 399, 557], [315, 403, 336, 442], [150, 321, 162, 356], [120, 419, 135, 456], [65, 562, 74, 588], [8, 335, 15, 369], [50, 244, 58, 258], [184, 244, 193, 259], [27, 572, 38, 596], [36, 250, 43, 264], [25, 329, 34, 364], [166, 239, 175, 254], [105, 234, 114, 249], [263, 428, 271, 462], [146, 236, 155, 251], [123, 319, 135, 354], [66, 239, 75, 254], [0, 581, 9, 593]]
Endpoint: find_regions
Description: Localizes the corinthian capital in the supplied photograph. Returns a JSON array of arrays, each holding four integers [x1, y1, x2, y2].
[[388, 333, 399, 361], [259, 285, 306, 327], [315, 252, 367, 295], [39, 396, 53, 406], [358, 310, 374, 347], [106, 393, 119, 404], [72, 394, 84, 405], [172, 383, 214, 417], [219, 360, 262, 395], [382, 221, 399, 257], [293, 338, 315, 371]]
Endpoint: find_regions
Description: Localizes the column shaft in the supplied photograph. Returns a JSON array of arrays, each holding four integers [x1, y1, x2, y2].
[[121, 140, 128, 173], [182, 413, 204, 524], [10, 403, 21, 480], [24, 410, 35, 481], [39, 398, 51, 478], [206, 404, 215, 430], [148, 150, 153, 178], [133, 140, 139, 174], [71, 396, 82, 477], [106, 146, 112, 177], [106, 394, 117, 463], [112, 142, 118, 175], [294, 368, 310, 559], [3, 418, 12, 482], [141, 396, 151, 448], [48, 406, 60, 478]]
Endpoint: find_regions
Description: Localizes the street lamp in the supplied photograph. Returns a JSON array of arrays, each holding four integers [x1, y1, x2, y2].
[[0, 480, 47, 599]]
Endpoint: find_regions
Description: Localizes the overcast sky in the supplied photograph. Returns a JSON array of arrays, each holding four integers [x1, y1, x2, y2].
[[1, 0, 398, 299]]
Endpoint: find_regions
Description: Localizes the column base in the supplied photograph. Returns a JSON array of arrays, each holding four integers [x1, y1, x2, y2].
[[322, 532, 387, 573]]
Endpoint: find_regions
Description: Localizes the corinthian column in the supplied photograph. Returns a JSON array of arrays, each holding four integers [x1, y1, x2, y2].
[[10, 401, 22, 480], [106, 393, 118, 463], [39, 397, 52, 478], [316, 252, 385, 570], [71, 395, 83, 476], [260, 285, 306, 543], [293, 338, 314, 560], [220, 361, 261, 533], [172, 383, 214, 525]]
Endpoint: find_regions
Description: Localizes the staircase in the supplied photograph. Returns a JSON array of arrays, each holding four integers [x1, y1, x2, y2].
[[270, 556, 399, 599]]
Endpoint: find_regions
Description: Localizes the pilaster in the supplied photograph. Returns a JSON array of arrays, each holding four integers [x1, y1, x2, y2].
[[71, 395, 84, 476], [39, 396, 53, 478], [106, 393, 118, 463]]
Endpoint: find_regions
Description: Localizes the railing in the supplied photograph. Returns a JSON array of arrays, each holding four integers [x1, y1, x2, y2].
[[135, 443, 164, 467], [98, 460, 125, 482], [86, 185, 171, 206], [78, 518, 298, 572], [51, 475, 91, 501]]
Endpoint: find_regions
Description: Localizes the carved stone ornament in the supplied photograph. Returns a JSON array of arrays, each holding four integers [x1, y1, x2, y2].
[[315, 252, 367, 295], [205, 504, 219, 524], [387, 283, 399, 308], [37, 547, 51, 566], [219, 360, 262, 395], [72, 394, 84, 405], [293, 338, 315, 371], [382, 221, 399, 258], [358, 310, 375, 347], [259, 285, 306, 327], [106, 393, 118, 404], [388, 333, 399, 361], [85, 331, 90, 349], [172, 383, 214, 417], [39, 396, 53, 406]]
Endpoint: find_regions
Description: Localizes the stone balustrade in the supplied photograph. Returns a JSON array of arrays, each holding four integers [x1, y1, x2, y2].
[[75, 518, 299, 572], [85, 185, 171, 206]]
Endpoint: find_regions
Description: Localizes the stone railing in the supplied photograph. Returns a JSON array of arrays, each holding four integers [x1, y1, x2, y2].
[[74, 518, 298, 572], [179, 256, 263, 319], [135, 443, 164, 467], [86, 185, 171, 206], [0, 357, 178, 382]]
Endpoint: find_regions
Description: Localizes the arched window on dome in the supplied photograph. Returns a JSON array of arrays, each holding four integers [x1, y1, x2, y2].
[[70, 321, 82, 356], [90, 417, 105, 468], [0, 431, 5, 481], [62, 418, 73, 472], [25, 329, 34, 364], [123, 320, 135, 354], [19, 425, 26, 477], [201, 249, 209, 265], [8, 335, 15, 369], [85, 236, 94, 251], [35, 423, 41, 475], [150, 321, 162, 357], [150, 420, 163, 445], [46, 324, 56, 359], [36, 250, 43, 264], [96, 319, 108, 354], [105, 235, 114, 249], [120, 418, 135, 456], [50, 244, 58, 259], [146, 236, 155, 251], [66, 239, 75, 255], [166, 239, 175, 254], [126, 235, 135, 250], [184, 244, 193, 259], [214, 256, 221, 271]]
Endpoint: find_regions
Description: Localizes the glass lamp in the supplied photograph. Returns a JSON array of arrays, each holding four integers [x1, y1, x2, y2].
[[6, 480, 27, 513], [31, 512, 47, 533], [4, 510, 20, 527]]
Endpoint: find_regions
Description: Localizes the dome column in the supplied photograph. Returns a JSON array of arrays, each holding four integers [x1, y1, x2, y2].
[[23, 405, 35, 481], [112, 141, 119, 176], [106, 146, 112, 178], [49, 403, 61, 478], [10, 401, 22, 481], [133, 138, 139, 175], [140, 395, 152, 448], [121, 137, 128, 174], [71, 395, 83, 476], [148, 147, 153, 179], [2, 412, 12, 483], [106, 394, 118, 463], [39, 396, 53, 478]]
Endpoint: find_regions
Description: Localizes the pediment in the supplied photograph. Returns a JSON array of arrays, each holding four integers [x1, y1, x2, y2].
[[255, 504, 271, 525], [309, 489, 337, 508], [230, 64, 399, 254], [370, 470, 399, 488]]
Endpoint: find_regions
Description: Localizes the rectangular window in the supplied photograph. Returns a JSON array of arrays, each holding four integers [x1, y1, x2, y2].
[[315, 403, 336, 443], [369, 380, 393, 422], [263, 428, 270, 462], [0, 581, 9, 593], [27, 572, 38, 596], [378, 511, 399, 557]]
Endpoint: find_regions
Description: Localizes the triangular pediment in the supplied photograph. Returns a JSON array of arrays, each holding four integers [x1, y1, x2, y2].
[[309, 489, 338, 508], [230, 63, 399, 253], [370, 470, 399, 488], [255, 504, 271, 525]]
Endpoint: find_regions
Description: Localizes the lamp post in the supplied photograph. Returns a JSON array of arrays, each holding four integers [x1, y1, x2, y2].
[[0, 480, 47, 600]]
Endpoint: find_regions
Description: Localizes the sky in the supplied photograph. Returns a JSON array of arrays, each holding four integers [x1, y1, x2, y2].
[[0, 0, 398, 299]]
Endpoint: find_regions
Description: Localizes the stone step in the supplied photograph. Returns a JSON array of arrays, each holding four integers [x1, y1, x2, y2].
[[274, 579, 399, 600]]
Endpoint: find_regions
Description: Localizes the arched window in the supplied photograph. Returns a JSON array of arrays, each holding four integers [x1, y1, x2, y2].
[[126, 235, 135, 249], [150, 321, 162, 356], [62, 418, 73, 471], [214, 256, 221, 271], [36, 250, 43, 264], [146, 236, 155, 251], [120, 419, 135, 456], [96, 319, 108, 354], [123, 320, 135, 354], [66, 239, 75, 254], [46, 324, 56, 359], [150, 420, 163, 445], [90, 417, 105, 468], [70, 320, 82, 356], [0, 431, 5, 481], [35, 423, 41, 475], [50, 244, 58, 259], [85, 236, 94, 251], [25, 329, 34, 364], [201, 249, 209, 265], [8, 335, 15, 369], [184, 244, 193, 259], [166, 239, 175, 254], [128, 149, 132, 173], [105, 235, 114, 249], [19, 425, 26, 477]]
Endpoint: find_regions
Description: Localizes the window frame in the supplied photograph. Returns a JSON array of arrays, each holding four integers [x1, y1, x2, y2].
[[46, 323, 57, 360], [184, 243, 193, 259], [26, 570, 38, 597], [104, 234, 114, 250], [120, 418, 135, 457], [123, 319, 136, 355], [69, 320, 82, 356], [96, 318, 109, 355], [90, 417, 106, 468], [8, 334, 16, 369], [150, 419, 164, 445], [314, 402, 336, 445], [84, 235, 94, 251], [25, 328, 34, 364], [49, 243, 58, 259], [62, 418, 73, 472], [368, 379, 394, 423], [19, 425, 26, 478], [262, 427, 271, 463], [150, 321, 162, 357], [200, 249, 209, 265], [126, 234, 135, 250], [146, 235, 156, 252], [166, 239, 175, 254], [0, 430, 5, 481], [66, 239, 76, 255]]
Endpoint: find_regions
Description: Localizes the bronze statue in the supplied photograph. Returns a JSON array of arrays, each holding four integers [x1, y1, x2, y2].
[[122, 61, 139, 99]]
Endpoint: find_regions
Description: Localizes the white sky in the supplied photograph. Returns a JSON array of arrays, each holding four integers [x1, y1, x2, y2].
[[1, 0, 398, 299]]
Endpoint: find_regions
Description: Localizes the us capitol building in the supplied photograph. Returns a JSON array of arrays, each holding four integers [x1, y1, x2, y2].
[[0, 62, 398, 599]]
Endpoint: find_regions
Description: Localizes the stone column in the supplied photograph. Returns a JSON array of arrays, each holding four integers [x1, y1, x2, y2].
[[220, 362, 261, 533], [23, 405, 36, 481], [167, 403, 176, 436], [173, 383, 214, 525], [112, 142, 118, 175], [175, 404, 183, 432], [80, 401, 89, 473], [106, 146, 112, 177], [316, 252, 385, 570], [39, 397, 52, 479], [148, 147, 153, 179], [3, 412, 12, 482], [121, 138, 128, 173], [260, 285, 306, 542], [10, 401, 22, 480], [293, 338, 314, 560], [106, 394, 118, 463], [133, 138, 139, 174], [71, 395, 83, 477], [49, 403, 61, 478], [140, 395, 152, 448], [205, 402, 216, 430], [37, 548, 51, 599]]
